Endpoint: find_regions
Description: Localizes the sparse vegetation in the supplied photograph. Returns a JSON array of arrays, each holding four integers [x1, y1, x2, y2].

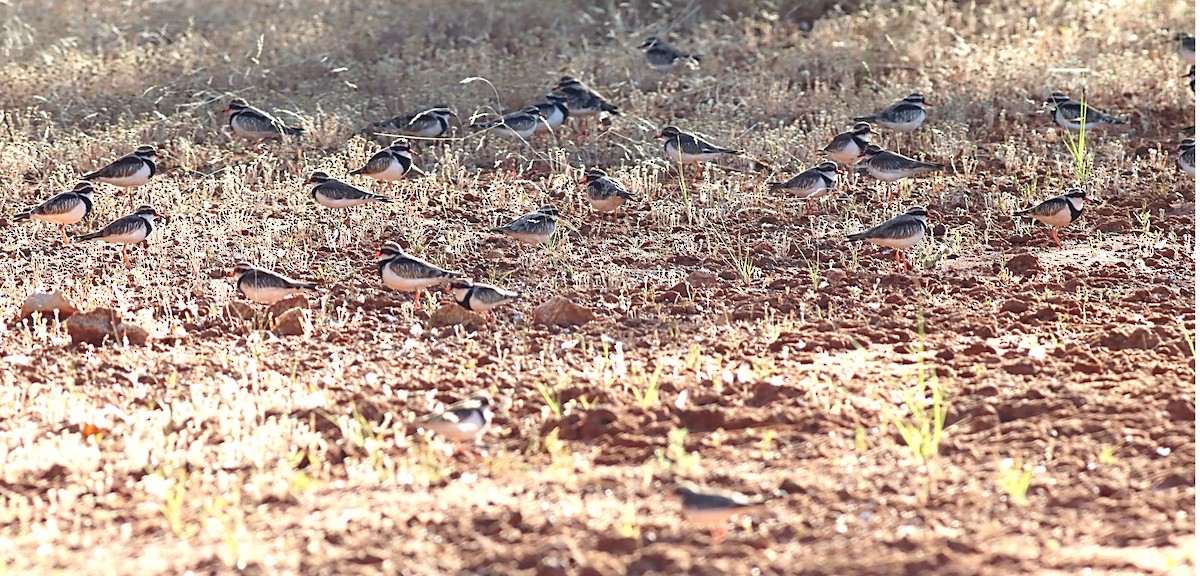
[[0, 0, 1192, 574]]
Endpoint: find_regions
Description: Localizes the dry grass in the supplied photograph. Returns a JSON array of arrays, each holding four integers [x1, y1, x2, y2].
[[0, 0, 1195, 574]]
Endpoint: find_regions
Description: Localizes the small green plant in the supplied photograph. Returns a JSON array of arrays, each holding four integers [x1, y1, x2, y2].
[[1061, 93, 1093, 183], [997, 458, 1035, 506], [1098, 444, 1119, 466], [629, 363, 663, 409], [534, 379, 564, 420], [891, 359, 948, 464], [160, 473, 195, 539], [654, 427, 700, 473], [757, 429, 777, 458]]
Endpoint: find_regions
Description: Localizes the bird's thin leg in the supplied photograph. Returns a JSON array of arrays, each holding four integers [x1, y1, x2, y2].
[[60, 225, 69, 244], [413, 290, 421, 308], [713, 525, 727, 544], [122, 246, 132, 269], [805, 198, 814, 214], [343, 213, 351, 227], [1050, 228, 1062, 247], [694, 164, 704, 182]]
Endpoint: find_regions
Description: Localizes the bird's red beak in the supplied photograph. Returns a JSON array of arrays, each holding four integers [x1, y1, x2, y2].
[[228, 270, 236, 277], [222, 107, 231, 113], [374, 251, 382, 257], [923, 102, 934, 107]]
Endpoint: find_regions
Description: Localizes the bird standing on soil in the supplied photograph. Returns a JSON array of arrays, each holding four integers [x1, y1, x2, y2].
[[229, 262, 318, 304], [376, 241, 466, 307], [363, 106, 457, 141], [553, 76, 619, 135], [859, 144, 944, 202], [350, 138, 416, 182], [1045, 92, 1125, 131], [416, 392, 494, 458], [82, 144, 159, 207], [471, 106, 544, 140], [818, 122, 877, 164], [306, 171, 393, 225], [769, 161, 841, 211], [532, 93, 571, 135], [583, 168, 637, 218], [224, 97, 305, 141], [75, 205, 164, 269], [1178, 33, 1196, 64], [492, 205, 559, 246], [14, 182, 96, 243], [639, 37, 702, 71], [657, 126, 742, 180], [446, 280, 521, 324], [1013, 189, 1089, 247], [852, 93, 930, 132], [845, 206, 930, 272], [673, 485, 768, 544], [1179, 138, 1196, 177]]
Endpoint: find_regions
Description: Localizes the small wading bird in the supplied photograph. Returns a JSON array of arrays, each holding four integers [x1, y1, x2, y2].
[[224, 97, 305, 141], [583, 168, 637, 220], [657, 126, 742, 180], [639, 37, 702, 71], [852, 93, 930, 132], [362, 106, 457, 142], [75, 205, 164, 269], [229, 262, 318, 304], [306, 171, 394, 225], [82, 144, 159, 207], [1045, 92, 1125, 131], [532, 93, 571, 135], [818, 122, 878, 164], [415, 392, 493, 458], [470, 106, 544, 140], [768, 161, 841, 212], [1178, 33, 1196, 65], [858, 144, 944, 202], [673, 485, 768, 544], [1013, 189, 1090, 247], [376, 241, 465, 307], [553, 76, 619, 135], [13, 182, 96, 243], [1179, 138, 1196, 177], [845, 206, 930, 272], [446, 280, 521, 324], [492, 205, 559, 247], [350, 138, 416, 182]]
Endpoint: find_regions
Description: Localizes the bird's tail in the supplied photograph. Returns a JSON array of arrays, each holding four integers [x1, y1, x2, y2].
[[690, 54, 704, 63], [371, 194, 394, 204], [13, 211, 31, 221], [768, 182, 789, 191], [284, 126, 305, 136], [601, 103, 621, 115], [845, 231, 869, 242], [926, 163, 946, 171], [298, 282, 318, 291], [852, 115, 876, 123], [81, 171, 100, 181], [74, 231, 101, 241], [348, 167, 367, 176], [1012, 209, 1031, 217]]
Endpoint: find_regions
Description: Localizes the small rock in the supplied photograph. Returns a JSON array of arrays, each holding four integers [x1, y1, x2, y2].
[[685, 269, 719, 288], [824, 269, 846, 285], [272, 308, 308, 337], [430, 302, 483, 327], [65, 308, 148, 346], [20, 290, 78, 321], [267, 294, 309, 319], [222, 301, 256, 321], [1000, 299, 1029, 314], [532, 296, 594, 327], [1005, 253, 1041, 275]]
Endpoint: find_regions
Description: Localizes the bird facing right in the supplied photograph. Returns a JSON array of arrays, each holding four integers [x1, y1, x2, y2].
[[81, 145, 159, 207], [769, 161, 841, 211], [350, 138, 416, 182], [14, 182, 97, 243], [845, 206, 930, 272], [673, 485, 768, 544], [1013, 189, 1089, 247], [852, 93, 930, 132], [75, 205, 165, 269], [818, 122, 877, 164], [229, 262, 318, 304]]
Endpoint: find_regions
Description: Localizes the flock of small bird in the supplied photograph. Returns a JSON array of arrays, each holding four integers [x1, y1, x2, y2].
[[10, 32, 1196, 541]]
